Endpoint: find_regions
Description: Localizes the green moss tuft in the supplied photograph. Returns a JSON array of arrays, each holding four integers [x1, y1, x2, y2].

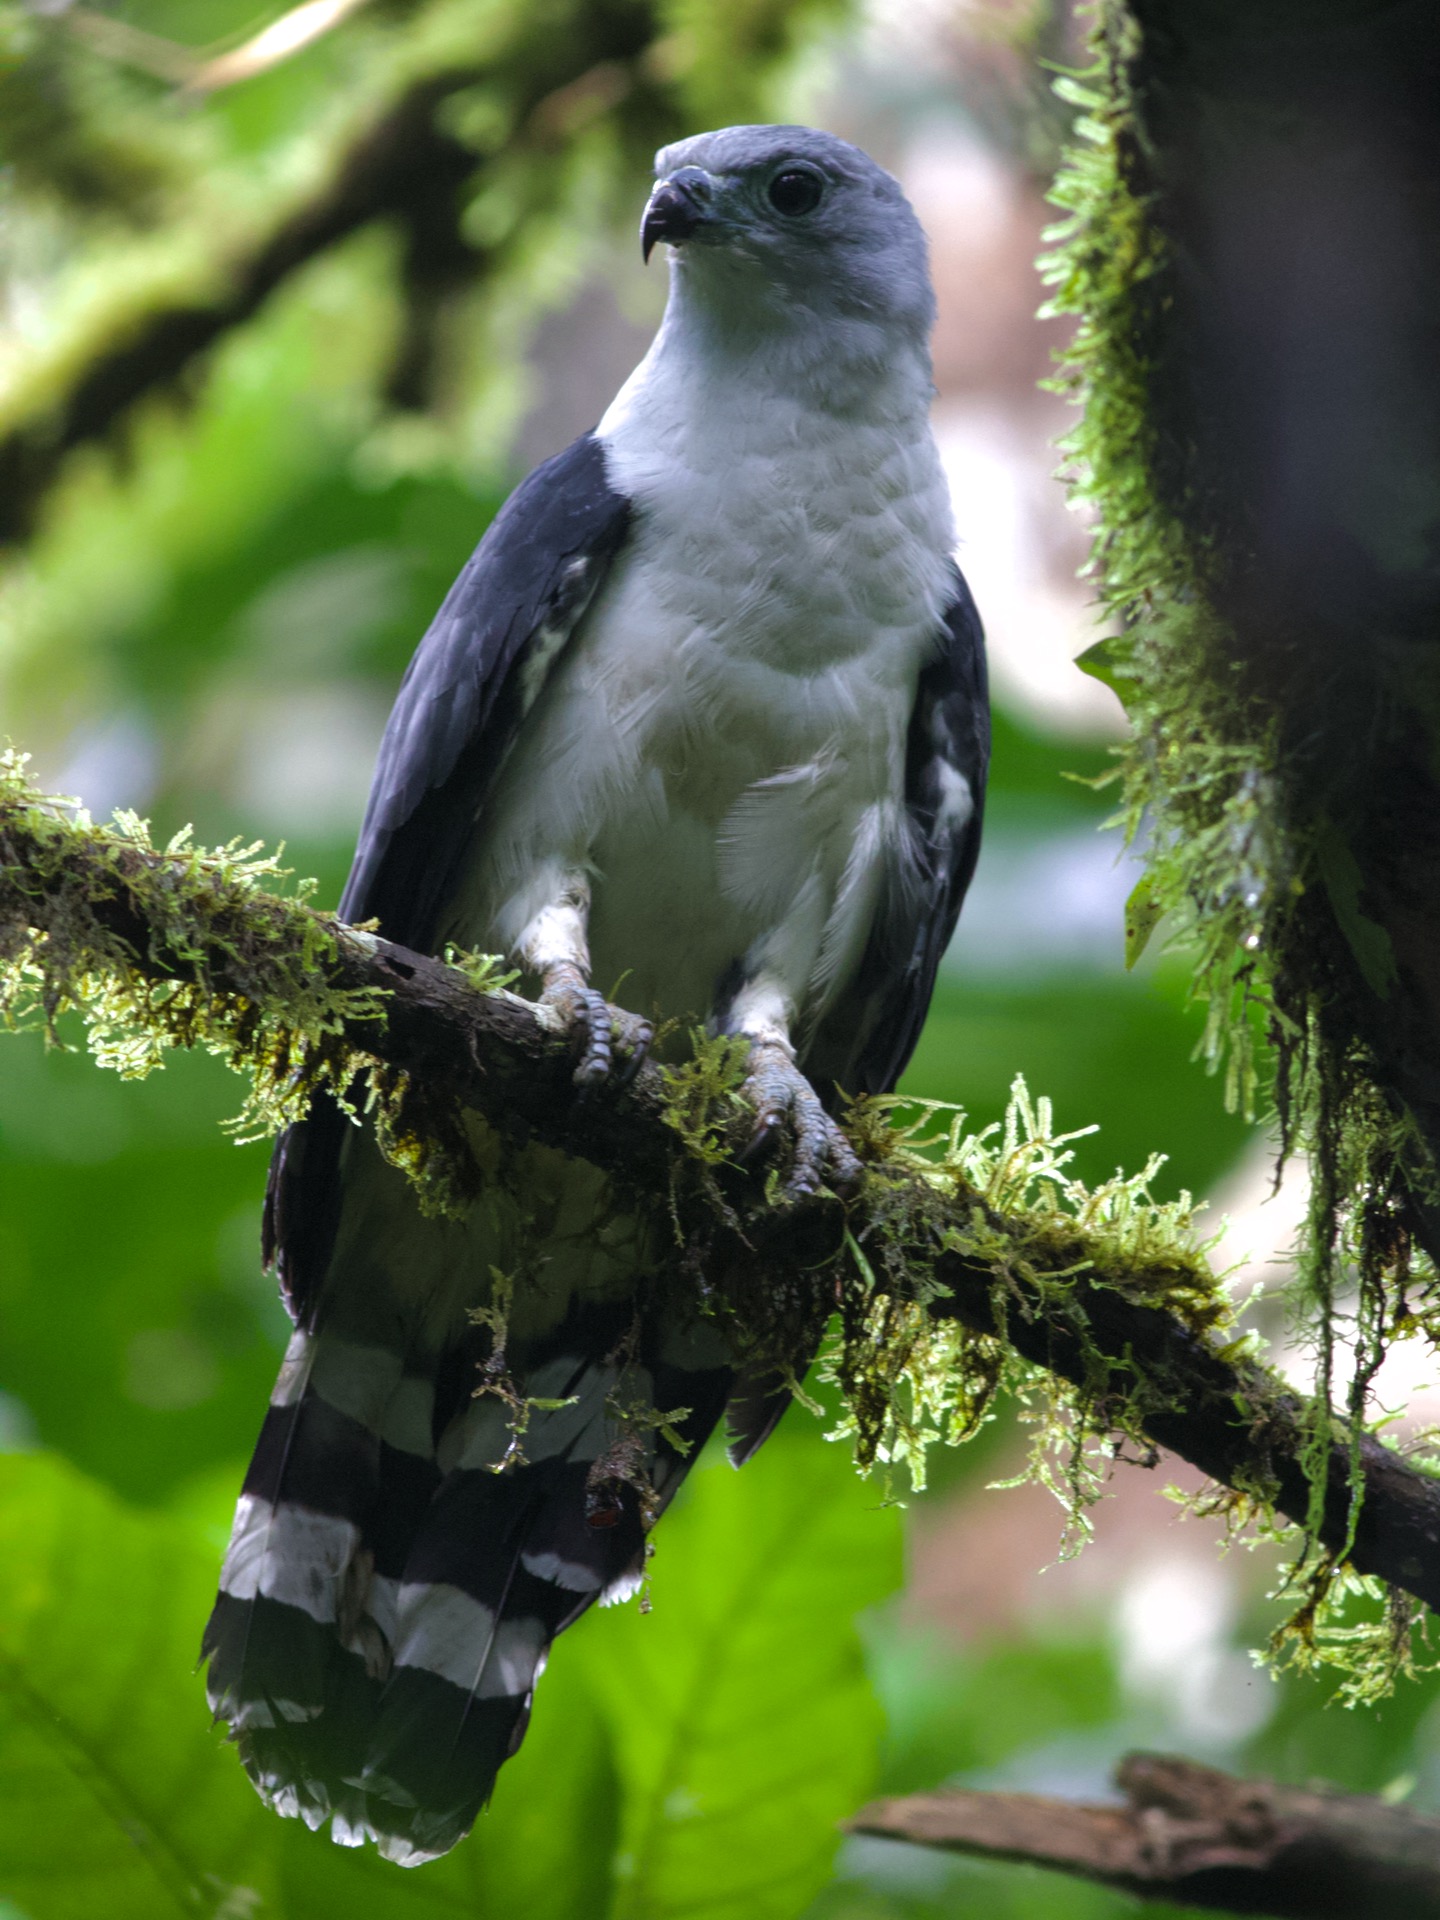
[[0, 749, 501, 1219], [822, 1079, 1220, 1511]]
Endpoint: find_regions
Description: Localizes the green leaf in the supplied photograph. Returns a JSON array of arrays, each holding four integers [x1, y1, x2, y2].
[[0, 1452, 621, 1920], [1314, 817, 1399, 1000], [0, 1435, 892, 1920], [0, 1031, 286, 1508], [1123, 874, 1163, 970], [1073, 635, 1137, 703], [0, 1451, 279, 1920], [569, 1428, 903, 1920]]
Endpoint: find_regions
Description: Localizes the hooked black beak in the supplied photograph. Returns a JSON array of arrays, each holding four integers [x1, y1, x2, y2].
[[641, 169, 712, 263]]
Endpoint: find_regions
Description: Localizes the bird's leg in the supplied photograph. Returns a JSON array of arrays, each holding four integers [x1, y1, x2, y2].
[[518, 875, 653, 1090], [723, 975, 862, 1197]]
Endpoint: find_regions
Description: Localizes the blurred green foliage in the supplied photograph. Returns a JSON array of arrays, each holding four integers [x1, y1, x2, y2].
[[3, 0, 1440, 1916], [0, 1434, 897, 1919]]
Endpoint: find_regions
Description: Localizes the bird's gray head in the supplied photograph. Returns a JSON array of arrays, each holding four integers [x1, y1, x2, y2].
[[641, 125, 935, 346]]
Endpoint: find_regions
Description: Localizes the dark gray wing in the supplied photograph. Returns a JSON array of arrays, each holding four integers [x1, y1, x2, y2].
[[266, 431, 631, 1320], [802, 565, 989, 1101], [340, 431, 631, 945]]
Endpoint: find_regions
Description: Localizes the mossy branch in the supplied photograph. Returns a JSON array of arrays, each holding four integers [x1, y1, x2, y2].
[[0, 752, 687, 1187], [5, 755, 1440, 1631]]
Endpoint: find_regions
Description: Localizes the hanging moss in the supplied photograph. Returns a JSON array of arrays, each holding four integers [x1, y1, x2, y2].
[[820, 1082, 1219, 1510], [1040, 1, 1440, 1690], [646, 1040, 1263, 1573]]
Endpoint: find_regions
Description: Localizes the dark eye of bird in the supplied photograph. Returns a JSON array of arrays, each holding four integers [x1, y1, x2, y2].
[[767, 168, 823, 217]]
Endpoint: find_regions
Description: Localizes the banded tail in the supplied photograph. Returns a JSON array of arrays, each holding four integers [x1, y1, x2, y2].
[[203, 1298, 741, 1862]]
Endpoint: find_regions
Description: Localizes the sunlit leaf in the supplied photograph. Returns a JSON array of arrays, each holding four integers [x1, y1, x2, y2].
[[1123, 874, 1162, 971]]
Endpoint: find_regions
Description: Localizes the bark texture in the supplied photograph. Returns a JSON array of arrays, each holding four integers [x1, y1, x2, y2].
[[852, 1752, 1440, 1920]]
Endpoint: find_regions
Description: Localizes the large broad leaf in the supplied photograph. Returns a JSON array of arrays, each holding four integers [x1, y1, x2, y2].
[[0, 1428, 897, 1920], [566, 1426, 903, 1920], [0, 1035, 285, 1508], [0, 1452, 280, 1919], [0, 1454, 619, 1920]]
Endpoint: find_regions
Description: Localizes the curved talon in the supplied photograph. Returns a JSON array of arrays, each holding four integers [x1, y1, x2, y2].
[[571, 987, 614, 1089], [740, 1109, 785, 1166], [615, 1016, 654, 1089], [539, 964, 652, 1094], [739, 1042, 862, 1196]]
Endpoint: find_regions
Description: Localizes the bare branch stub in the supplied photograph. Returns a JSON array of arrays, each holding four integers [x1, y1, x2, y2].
[[851, 1753, 1440, 1920]]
